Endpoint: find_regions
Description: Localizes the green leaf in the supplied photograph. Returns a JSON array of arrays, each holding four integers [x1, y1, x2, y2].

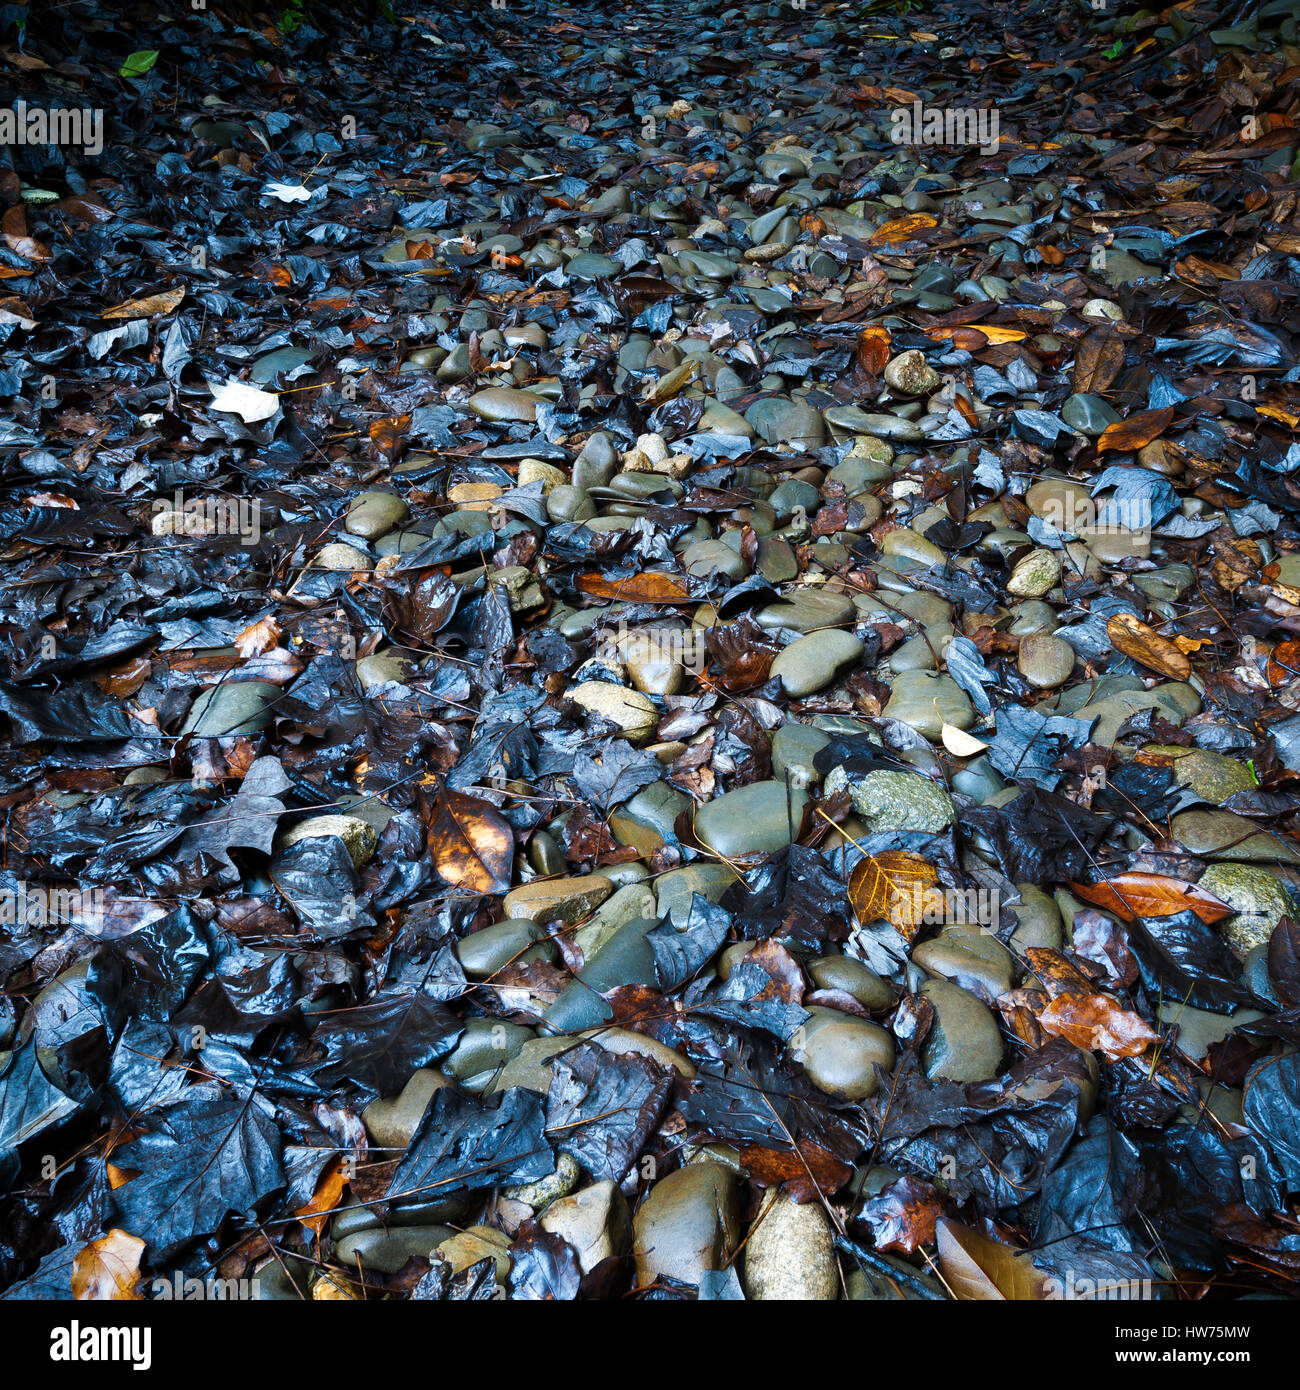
[[119, 49, 159, 78], [1102, 39, 1124, 59]]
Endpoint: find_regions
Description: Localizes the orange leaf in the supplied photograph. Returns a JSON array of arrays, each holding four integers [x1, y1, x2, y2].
[[1105, 613, 1191, 680], [1070, 872, 1234, 925], [1095, 405, 1175, 454], [848, 850, 941, 943], [576, 571, 695, 603], [869, 213, 937, 245], [72, 1230, 146, 1300], [856, 325, 891, 374], [927, 324, 1026, 345], [295, 1157, 346, 1238], [1038, 993, 1159, 1060], [103, 286, 185, 320]]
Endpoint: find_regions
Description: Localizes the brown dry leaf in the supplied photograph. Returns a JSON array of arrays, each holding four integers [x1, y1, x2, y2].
[[1095, 405, 1175, 455], [426, 785, 514, 893], [1, 203, 51, 261], [102, 286, 185, 320], [234, 615, 282, 658], [935, 1218, 1051, 1300], [295, 1157, 346, 1238], [1071, 325, 1125, 394], [1038, 993, 1160, 1060], [927, 323, 1026, 345], [859, 1176, 945, 1255], [737, 1141, 851, 1202], [1256, 404, 1300, 429], [855, 324, 891, 374], [1105, 613, 1191, 680], [71, 1230, 146, 1301], [368, 414, 410, 463], [1266, 639, 1300, 687], [848, 850, 941, 943], [576, 571, 695, 603], [1070, 873, 1234, 925], [1212, 535, 1262, 593], [869, 213, 937, 245], [1174, 635, 1213, 655], [94, 655, 151, 698]]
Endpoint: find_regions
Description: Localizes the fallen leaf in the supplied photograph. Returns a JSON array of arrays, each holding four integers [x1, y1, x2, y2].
[[1070, 873, 1234, 925], [576, 571, 695, 603], [848, 850, 941, 942], [427, 785, 514, 893], [295, 1157, 346, 1238], [869, 213, 938, 244], [103, 287, 185, 320], [209, 379, 281, 423], [936, 1218, 1051, 1300], [1038, 992, 1160, 1059], [941, 723, 987, 756], [71, 1230, 146, 1300], [1095, 405, 1175, 454], [1106, 613, 1191, 680], [235, 616, 282, 658], [1072, 326, 1125, 394]]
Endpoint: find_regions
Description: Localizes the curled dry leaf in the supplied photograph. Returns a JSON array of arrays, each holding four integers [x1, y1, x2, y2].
[[941, 722, 987, 756], [859, 1176, 945, 1255], [71, 1229, 146, 1301], [234, 615, 282, 658], [935, 1218, 1051, 1300], [1070, 872, 1234, 925], [1037, 992, 1160, 1060], [848, 850, 941, 943], [1105, 612, 1191, 680], [294, 1156, 347, 1238], [427, 785, 515, 893]]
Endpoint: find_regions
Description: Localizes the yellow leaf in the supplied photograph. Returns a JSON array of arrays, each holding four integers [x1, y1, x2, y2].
[[103, 286, 186, 320], [72, 1230, 146, 1301], [869, 213, 938, 245], [848, 850, 940, 943]]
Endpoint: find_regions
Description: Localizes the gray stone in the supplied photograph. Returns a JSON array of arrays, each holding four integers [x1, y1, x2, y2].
[[692, 780, 810, 858], [467, 387, 540, 422], [792, 1006, 895, 1100], [883, 670, 974, 739], [503, 875, 614, 925], [568, 680, 659, 742], [1017, 633, 1075, 689], [1170, 810, 1300, 864], [181, 680, 280, 736], [363, 1069, 453, 1150], [633, 1162, 740, 1288], [825, 768, 954, 832], [808, 955, 893, 1009], [1007, 549, 1061, 597], [921, 978, 1002, 1082], [279, 813, 378, 867], [1198, 864, 1292, 958], [540, 1181, 631, 1274], [344, 491, 408, 539], [771, 629, 864, 697]]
